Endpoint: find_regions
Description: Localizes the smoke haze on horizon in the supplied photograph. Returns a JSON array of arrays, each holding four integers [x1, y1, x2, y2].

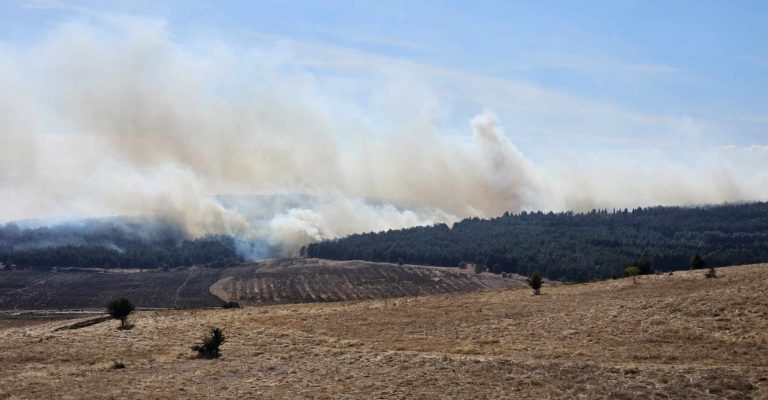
[[2, 14, 768, 257]]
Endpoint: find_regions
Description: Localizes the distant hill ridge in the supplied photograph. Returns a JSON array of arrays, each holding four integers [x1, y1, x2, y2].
[[307, 202, 768, 281]]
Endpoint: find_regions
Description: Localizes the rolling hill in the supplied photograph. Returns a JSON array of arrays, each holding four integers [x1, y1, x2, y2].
[[0, 264, 765, 398], [307, 202, 768, 281], [0, 258, 523, 310]]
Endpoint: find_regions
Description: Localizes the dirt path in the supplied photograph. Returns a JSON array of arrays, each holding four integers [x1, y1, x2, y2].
[[209, 276, 233, 302]]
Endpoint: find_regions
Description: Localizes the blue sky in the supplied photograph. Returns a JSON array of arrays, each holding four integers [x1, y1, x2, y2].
[[3, 0, 766, 139]]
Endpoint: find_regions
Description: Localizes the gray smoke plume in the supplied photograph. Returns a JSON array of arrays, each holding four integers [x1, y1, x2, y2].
[[1, 16, 767, 258]]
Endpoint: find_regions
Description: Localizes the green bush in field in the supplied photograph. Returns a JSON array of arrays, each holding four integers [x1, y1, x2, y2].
[[527, 273, 543, 295], [625, 266, 640, 284], [222, 301, 240, 309], [106, 298, 135, 329], [193, 327, 226, 359]]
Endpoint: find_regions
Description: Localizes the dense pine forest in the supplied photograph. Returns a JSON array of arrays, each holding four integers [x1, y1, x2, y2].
[[5, 202, 768, 279], [0, 218, 243, 269], [306, 202, 768, 281]]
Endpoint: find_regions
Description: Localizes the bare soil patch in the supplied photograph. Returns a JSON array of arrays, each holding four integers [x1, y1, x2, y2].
[[0, 259, 523, 310], [213, 258, 524, 305]]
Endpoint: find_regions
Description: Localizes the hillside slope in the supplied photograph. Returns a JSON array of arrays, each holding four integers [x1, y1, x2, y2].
[[307, 202, 768, 281], [1, 264, 766, 398], [0, 258, 522, 310], [210, 258, 522, 305]]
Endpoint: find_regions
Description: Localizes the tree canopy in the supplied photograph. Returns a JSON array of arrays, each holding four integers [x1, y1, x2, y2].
[[0, 218, 243, 270], [307, 202, 768, 282], [527, 273, 543, 294], [107, 298, 135, 329]]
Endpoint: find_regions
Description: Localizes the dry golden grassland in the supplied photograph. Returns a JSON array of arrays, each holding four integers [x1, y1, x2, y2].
[[1, 264, 766, 399]]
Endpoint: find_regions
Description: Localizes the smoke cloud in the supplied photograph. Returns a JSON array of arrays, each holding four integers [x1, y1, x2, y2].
[[2, 17, 767, 258]]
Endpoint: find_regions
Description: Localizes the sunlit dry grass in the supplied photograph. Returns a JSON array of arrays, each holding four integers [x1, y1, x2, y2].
[[1, 264, 766, 399]]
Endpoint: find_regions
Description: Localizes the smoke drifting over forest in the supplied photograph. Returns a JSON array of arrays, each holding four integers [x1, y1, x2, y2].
[[2, 16, 767, 259]]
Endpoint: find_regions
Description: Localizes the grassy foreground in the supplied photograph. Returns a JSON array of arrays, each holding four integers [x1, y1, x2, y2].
[[1, 265, 766, 399]]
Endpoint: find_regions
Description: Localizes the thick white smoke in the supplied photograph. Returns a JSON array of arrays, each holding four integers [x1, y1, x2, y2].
[[1, 16, 767, 257]]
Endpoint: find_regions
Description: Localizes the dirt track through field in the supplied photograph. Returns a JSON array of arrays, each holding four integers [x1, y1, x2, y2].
[[0, 259, 524, 310]]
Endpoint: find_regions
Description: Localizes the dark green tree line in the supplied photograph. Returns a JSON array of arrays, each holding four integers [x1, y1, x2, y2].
[[307, 202, 768, 282]]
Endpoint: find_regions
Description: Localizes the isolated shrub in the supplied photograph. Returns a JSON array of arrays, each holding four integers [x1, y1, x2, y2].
[[193, 327, 226, 358], [222, 301, 240, 309], [625, 266, 640, 284], [527, 273, 543, 295], [106, 298, 135, 329], [691, 254, 707, 270], [632, 259, 654, 275], [474, 263, 488, 274], [705, 267, 717, 279]]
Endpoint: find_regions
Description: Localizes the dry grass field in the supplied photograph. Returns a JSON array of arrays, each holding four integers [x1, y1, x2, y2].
[[1, 264, 766, 399]]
